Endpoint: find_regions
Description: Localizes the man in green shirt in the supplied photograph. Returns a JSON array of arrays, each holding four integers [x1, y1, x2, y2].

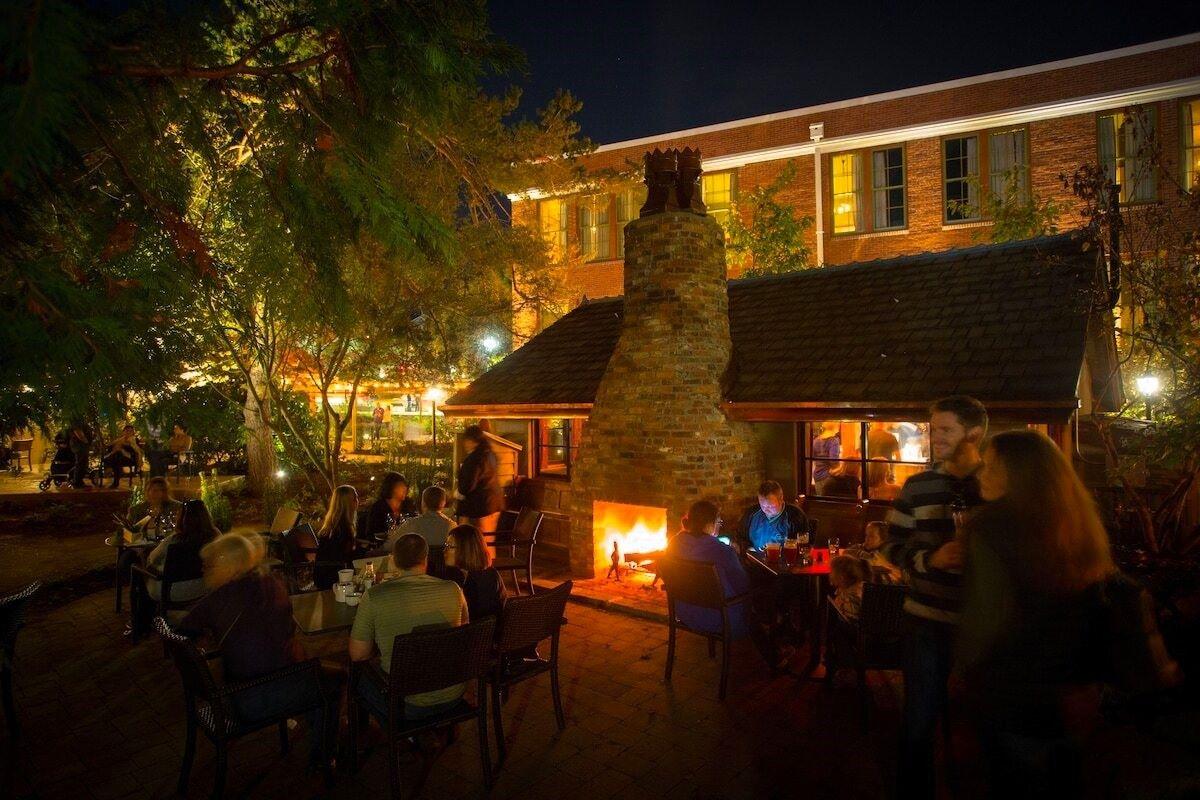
[[349, 533, 469, 719]]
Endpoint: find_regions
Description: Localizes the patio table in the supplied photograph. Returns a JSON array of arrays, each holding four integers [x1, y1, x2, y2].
[[106, 533, 160, 613], [291, 589, 358, 635], [745, 547, 833, 677]]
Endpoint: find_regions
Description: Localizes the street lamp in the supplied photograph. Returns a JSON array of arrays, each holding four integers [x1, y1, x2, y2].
[[424, 386, 448, 449], [1136, 374, 1160, 419], [480, 334, 501, 354]]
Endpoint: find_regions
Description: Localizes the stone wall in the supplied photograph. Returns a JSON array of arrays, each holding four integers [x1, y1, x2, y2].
[[565, 209, 762, 576]]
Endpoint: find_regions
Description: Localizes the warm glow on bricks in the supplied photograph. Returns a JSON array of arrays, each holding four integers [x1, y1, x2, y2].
[[592, 501, 668, 580]]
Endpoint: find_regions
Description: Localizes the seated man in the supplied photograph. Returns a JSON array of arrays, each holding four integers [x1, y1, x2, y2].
[[387, 485, 455, 548], [666, 500, 779, 666], [734, 480, 809, 552], [349, 534, 469, 720]]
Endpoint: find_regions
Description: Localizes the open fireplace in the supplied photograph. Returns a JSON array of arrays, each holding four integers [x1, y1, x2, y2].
[[592, 501, 669, 582]]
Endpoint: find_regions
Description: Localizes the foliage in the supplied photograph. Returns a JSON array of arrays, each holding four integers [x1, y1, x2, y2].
[[725, 160, 814, 275], [950, 169, 1063, 243], [200, 471, 233, 533], [1068, 108, 1200, 554], [132, 381, 247, 471]]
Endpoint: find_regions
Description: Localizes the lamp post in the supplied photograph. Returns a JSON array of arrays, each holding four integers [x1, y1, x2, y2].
[[1136, 375, 1160, 420], [423, 386, 448, 469]]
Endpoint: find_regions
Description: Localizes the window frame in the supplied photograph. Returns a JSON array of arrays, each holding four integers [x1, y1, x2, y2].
[[942, 134, 982, 224], [534, 418, 582, 480], [827, 145, 908, 236], [615, 186, 645, 258], [871, 146, 907, 232], [537, 197, 568, 253], [1182, 98, 1200, 193], [987, 127, 1031, 206], [577, 193, 611, 262], [702, 170, 737, 233], [1097, 107, 1159, 205], [798, 421, 933, 503], [831, 152, 864, 235]]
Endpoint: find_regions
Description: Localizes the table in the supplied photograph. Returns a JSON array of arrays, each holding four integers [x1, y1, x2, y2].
[[745, 547, 833, 676], [291, 589, 358, 635], [107, 533, 159, 613]]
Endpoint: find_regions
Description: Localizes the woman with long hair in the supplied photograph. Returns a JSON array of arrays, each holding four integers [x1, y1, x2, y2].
[[958, 430, 1116, 798], [127, 498, 220, 638], [444, 524, 506, 619], [363, 471, 417, 539], [314, 484, 358, 588]]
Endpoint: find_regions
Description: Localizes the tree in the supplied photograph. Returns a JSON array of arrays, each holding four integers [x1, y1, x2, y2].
[[951, 169, 1063, 244], [2, 1, 588, 493], [725, 160, 814, 276]]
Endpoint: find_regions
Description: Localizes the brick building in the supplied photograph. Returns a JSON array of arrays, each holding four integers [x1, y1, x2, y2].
[[512, 33, 1200, 316]]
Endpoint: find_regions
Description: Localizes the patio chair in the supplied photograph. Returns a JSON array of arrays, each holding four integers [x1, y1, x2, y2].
[[130, 543, 206, 631], [348, 619, 498, 799], [488, 580, 572, 766], [167, 450, 197, 484], [659, 557, 749, 701], [824, 581, 908, 729], [154, 618, 332, 799], [9, 439, 33, 473], [279, 524, 343, 594], [1, 581, 41, 739], [491, 508, 543, 595]]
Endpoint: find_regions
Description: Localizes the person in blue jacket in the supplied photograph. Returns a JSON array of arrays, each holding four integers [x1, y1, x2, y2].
[[735, 480, 810, 551]]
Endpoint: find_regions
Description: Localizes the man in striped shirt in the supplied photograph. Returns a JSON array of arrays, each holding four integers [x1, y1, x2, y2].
[[882, 395, 987, 799]]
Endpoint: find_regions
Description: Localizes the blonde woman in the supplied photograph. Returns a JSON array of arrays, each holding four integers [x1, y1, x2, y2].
[[444, 524, 506, 619], [314, 484, 358, 588], [958, 430, 1116, 798], [178, 533, 332, 766]]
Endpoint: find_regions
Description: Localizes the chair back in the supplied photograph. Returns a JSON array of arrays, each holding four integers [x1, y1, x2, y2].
[[270, 507, 301, 535], [154, 617, 222, 703], [495, 580, 572, 654], [511, 508, 543, 544], [282, 523, 319, 564], [386, 618, 497, 698], [0, 581, 40, 656], [11, 439, 32, 455], [161, 542, 205, 583], [659, 558, 726, 611], [496, 509, 520, 536], [355, 507, 373, 540], [859, 582, 907, 639]]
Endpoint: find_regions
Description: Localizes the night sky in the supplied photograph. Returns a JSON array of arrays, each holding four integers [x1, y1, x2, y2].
[[488, 0, 1200, 146]]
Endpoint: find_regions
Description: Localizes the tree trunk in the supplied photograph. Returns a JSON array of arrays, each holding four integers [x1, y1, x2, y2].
[[243, 366, 275, 496]]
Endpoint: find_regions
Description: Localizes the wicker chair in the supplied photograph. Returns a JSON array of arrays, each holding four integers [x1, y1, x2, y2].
[[488, 580, 572, 766], [348, 619, 498, 799], [491, 508, 543, 595], [154, 618, 332, 799], [825, 581, 907, 728], [659, 558, 749, 701], [279, 523, 343, 594], [1, 581, 40, 739]]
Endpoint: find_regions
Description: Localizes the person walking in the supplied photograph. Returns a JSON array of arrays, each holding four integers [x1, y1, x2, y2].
[[455, 424, 504, 534], [68, 420, 92, 488], [881, 395, 987, 799]]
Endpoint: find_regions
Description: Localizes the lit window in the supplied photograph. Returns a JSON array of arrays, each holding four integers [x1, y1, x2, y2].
[[988, 128, 1029, 205], [1183, 100, 1200, 192], [944, 136, 980, 221], [538, 198, 567, 253], [578, 195, 610, 261], [831, 153, 863, 234], [615, 187, 645, 257], [871, 147, 906, 230], [1098, 109, 1157, 204], [537, 418, 581, 478], [702, 171, 735, 232], [806, 421, 931, 501]]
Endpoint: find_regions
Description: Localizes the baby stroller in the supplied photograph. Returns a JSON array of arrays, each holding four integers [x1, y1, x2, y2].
[[38, 435, 101, 490]]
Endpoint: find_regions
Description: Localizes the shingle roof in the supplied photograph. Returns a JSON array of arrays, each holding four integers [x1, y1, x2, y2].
[[445, 232, 1103, 411]]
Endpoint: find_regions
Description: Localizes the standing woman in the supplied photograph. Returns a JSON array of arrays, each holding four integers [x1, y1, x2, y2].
[[958, 430, 1118, 799], [455, 424, 503, 534], [314, 485, 358, 589], [363, 472, 417, 540]]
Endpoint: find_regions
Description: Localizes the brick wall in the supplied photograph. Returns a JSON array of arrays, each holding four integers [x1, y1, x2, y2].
[[513, 40, 1198, 308]]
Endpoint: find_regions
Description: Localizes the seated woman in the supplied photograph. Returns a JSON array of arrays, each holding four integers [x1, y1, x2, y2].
[[128, 476, 183, 536], [178, 533, 336, 768], [362, 472, 417, 540], [443, 524, 506, 619], [103, 424, 144, 488], [127, 498, 219, 638], [314, 484, 358, 589]]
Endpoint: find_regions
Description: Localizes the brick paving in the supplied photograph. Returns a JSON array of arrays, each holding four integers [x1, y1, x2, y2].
[[4, 568, 1199, 798]]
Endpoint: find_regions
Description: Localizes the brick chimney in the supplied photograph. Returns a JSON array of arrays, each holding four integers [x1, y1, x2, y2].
[[566, 149, 762, 577]]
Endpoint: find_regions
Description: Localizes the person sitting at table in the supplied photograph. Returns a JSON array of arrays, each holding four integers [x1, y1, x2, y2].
[[824, 555, 874, 683], [127, 498, 219, 639], [666, 500, 781, 668], [103, 424, 144, 488], [820, 457, 862, 499], [443, 524, 506, 619], [387, 485, 454, 549], [363, 472, 418, 540], [845, 520, 903, 584], [867, 457, 902, 501], [314, 484, 359, 589], [349, 533, 469, 721], [128, 476, 183, 534], [178, 532, 337, 768], [734, 480, 809, 552]]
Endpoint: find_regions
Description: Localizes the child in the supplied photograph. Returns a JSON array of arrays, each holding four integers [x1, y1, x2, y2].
[[846, 520, 903, 584], [830, 555, 872, 622]]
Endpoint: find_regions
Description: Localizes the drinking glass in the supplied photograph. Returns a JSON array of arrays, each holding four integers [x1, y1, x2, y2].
[[782, 537, 798, 565], [765, 540, 782, 566]]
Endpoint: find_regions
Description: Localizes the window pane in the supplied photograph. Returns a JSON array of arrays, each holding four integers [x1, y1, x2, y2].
[[866, 421, 930, 500], [538, 418, 571, 475], [578, 195, 611, 261], [988, 129, 1028, 204], [1099, 110, 1158, 203], [616, 187, 645, 257], [703, 172, 735, 236], [832, 153, 862, 233], [539, 199, 567, 252], [809, 420, 863, 498], [944, 136, 980, 221], [872, 147, 905, 230], [1184, 100, 1200, 191]]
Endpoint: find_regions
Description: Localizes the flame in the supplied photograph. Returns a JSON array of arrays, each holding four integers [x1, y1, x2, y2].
[[593, 501, 668, 579]]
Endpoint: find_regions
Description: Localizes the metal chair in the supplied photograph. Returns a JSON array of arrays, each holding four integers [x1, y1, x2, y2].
[[491, 508, 543, 595], [1, 581, 41, 739], [155, 618, 332, 799], [488, 580, 572, 766], [825, 581, 907, 728], [659, 557, 750, 701], [130, 543, 206, 627], [278, 523, 343, 594], [167, 450, 196, 484], [348, 619, 498, 799], [9, 439, 33, 473]]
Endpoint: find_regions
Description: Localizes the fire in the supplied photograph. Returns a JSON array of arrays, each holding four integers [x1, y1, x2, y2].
[[593, 500, 668, 580]]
